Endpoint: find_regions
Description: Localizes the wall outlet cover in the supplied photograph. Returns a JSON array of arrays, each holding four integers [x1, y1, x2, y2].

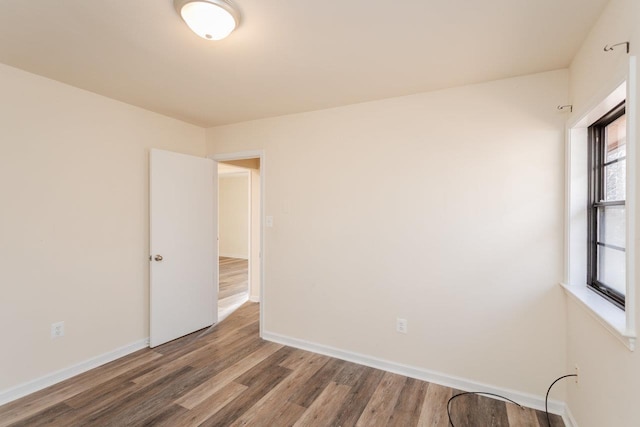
[[396, 318, 408, 334], [51, 321, 65, 339]]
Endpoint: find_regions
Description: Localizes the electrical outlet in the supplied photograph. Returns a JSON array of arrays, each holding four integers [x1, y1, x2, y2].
[[51, 321, 65, 339], [574, 364, 579, 383], [396, 318, 408, 334]]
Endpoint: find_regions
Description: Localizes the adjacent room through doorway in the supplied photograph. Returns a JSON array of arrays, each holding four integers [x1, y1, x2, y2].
[[217, 158, 261, 321]]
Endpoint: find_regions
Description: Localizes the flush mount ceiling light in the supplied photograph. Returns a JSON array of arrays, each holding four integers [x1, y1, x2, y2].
[[174, 0, 240, 41]]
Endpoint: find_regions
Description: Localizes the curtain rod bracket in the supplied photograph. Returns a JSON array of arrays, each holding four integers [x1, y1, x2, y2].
[[604, 42, 630, 54], [557, 105, 573, 112]]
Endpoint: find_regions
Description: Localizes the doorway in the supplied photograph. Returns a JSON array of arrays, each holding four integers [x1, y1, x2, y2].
[[217, 164, 249, 320], [215, 155, 262, 325]]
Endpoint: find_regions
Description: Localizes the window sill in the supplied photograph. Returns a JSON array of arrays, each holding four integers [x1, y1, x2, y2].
[[561, 282, 635, 351]]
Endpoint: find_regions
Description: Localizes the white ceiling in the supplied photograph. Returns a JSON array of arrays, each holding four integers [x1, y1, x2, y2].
[[0, 0, 608, 127]]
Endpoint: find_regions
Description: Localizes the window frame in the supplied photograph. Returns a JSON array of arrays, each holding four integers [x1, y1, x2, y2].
[[587, 101, 626, 309], [563, 58, 637, 351]]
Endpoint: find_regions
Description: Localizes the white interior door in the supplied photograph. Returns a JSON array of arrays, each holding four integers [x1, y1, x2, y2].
[[149, 149, 218, 348]]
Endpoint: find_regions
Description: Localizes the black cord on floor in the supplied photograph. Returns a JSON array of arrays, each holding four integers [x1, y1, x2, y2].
[[446, 374, 578, 427], [447, 392, 523, 427], [545, 374, 577, 427]]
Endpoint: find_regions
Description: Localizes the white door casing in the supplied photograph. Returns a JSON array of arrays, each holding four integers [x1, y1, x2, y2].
[[149, 149, 218, 348]]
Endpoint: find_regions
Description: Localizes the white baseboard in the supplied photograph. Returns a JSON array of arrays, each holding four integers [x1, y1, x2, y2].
[[248, 295, 260, 302], [0, 338, 149, 406], [563, 405, 579, 427], [262, 330, 568, 417]]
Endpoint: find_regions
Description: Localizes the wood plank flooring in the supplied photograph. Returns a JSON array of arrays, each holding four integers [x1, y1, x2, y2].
[[219, 257, 249, 300], [0, 303, 565, 426], [218, 257, 250, 321]]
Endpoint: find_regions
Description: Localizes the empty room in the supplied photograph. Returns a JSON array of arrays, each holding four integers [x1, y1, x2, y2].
[[0, 0, 638, 426]]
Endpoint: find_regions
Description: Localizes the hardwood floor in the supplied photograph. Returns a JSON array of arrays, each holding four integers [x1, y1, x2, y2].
[[218, 257, 250, 321], [219, 257, 249, 300], [0, 303, 565, 426]]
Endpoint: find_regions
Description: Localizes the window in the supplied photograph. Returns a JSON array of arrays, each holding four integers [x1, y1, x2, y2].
[[564, 72, 635, 349], [587, 101, 626, 308]]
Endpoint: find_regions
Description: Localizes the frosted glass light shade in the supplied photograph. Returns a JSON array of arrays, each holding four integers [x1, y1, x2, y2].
[[174, 0, 239, 41]]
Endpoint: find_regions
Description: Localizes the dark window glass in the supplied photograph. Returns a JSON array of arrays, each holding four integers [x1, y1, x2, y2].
[[588, 102, 626, 309]]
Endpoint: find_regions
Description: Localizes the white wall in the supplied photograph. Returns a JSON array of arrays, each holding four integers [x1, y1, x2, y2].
[[566, 1, 640, 426], [0, 63, 206, 392], [206, 70, 569, 397], [219, 174, 249, 259]]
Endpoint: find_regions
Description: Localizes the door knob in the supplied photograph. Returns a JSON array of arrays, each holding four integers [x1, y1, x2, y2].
[[154, 255, 163, 262]]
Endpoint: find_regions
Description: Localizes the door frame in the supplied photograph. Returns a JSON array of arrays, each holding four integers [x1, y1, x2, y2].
[[211, 150, 265, 337]]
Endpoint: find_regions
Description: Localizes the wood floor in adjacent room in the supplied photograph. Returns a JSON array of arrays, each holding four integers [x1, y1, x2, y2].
[[0, 302, 564, 427], [218, 257, 250, 322], [219, 257, 249, 300]]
